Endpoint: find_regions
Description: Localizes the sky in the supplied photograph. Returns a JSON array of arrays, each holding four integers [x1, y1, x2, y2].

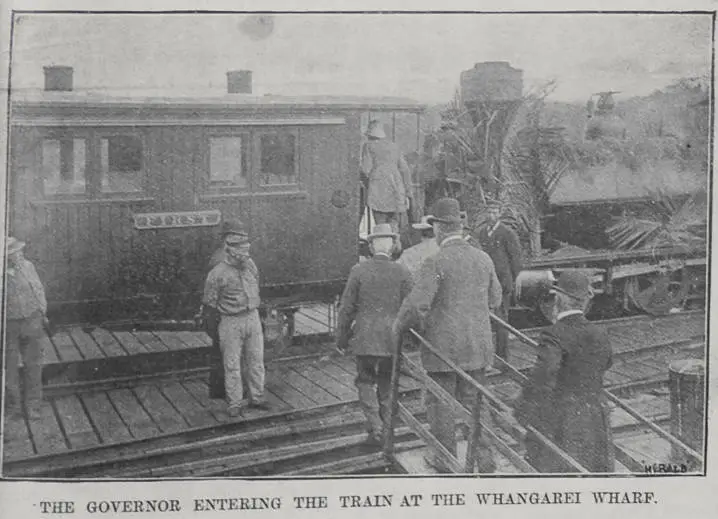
[[8, 12, 714, 104]]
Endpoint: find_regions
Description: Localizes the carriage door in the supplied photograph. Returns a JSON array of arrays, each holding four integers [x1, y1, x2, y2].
[[136, 126, 209, 317]]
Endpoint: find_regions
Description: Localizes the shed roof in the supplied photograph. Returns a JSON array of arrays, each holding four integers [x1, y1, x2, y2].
[[550, 160, 707, 206]]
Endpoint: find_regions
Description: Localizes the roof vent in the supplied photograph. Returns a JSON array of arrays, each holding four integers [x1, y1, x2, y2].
[[44, 66, 74, 92], [227, 70, 252, 94]]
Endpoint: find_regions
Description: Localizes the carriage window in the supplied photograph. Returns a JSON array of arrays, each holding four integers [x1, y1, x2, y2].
[[209, 136, 247, 188], [42, 138, 87, 195], [259, 133, 297, 186], [100, 136, 143, 193]]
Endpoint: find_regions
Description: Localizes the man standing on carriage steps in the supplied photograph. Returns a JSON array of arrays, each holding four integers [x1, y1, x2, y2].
[[393, 198, 502, 473], [335, 224, 413, 446], [471, 199, 523, 366], [202, 227, 270, 418]]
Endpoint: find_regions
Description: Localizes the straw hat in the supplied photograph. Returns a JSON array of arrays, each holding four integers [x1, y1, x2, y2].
[[367, 223, 398, 241]]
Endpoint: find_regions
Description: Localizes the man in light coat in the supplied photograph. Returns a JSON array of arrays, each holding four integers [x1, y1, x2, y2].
[[397, 215, 440, 279], [361, 120, 412, 234], [393, 198, 502, 472], [336, 224, 413, 445]]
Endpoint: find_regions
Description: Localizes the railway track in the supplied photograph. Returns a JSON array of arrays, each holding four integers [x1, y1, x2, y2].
[[41, 310, 705, 398], [3, 390, 423, 479]]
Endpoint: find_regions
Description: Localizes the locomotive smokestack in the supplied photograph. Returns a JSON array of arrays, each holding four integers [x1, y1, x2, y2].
[[44, 66, 74, 92], [227, 70, 252, 94]]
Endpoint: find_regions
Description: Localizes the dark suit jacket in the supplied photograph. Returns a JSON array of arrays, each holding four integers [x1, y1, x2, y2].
[[395, 236, 502, 372], [473, 221, 522, 294], [516, 313, 614, 472], [336, 255, 413, 357]]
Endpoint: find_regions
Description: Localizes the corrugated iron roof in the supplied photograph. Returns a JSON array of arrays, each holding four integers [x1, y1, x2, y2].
[[550, 161, 707, 206]]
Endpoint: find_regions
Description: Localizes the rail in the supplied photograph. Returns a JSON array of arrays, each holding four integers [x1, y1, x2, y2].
[[489, 313, 705, 467], [384, 327, 590, 474]]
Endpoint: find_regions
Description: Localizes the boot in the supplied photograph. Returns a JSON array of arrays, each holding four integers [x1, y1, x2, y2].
[[357, 382, 383, 443]]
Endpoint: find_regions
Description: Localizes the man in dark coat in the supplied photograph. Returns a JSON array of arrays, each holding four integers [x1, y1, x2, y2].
[[515, 270, 614, 473], [336, 223, 413, 445], [393, 198, 502, 472], [471, 200, 523, 364]]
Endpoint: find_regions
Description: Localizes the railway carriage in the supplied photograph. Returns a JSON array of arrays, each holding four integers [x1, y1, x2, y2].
[[7, 88, 425, 327]]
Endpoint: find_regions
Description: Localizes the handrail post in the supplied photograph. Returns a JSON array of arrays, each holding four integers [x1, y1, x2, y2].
[[384, 330, 404, 459]]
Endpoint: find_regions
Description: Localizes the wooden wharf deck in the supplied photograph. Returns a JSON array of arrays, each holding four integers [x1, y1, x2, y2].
[[1, 309, 706, 475]]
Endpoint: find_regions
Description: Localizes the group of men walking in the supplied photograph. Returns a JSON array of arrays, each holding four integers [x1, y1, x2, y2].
[[336, 196, 614, 474], [3, 193, 613, 474]]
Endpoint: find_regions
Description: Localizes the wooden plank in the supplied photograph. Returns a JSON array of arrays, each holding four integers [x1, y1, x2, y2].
[[294, 364, 356, 401], [2, 416, 35, 459], [153, 331, 192, 351], [25, 401, 69, 455], [182, 379, 227, 422], [603, 370, 634, 386], [175, 330, 210, 348], [316, 359, 359, 392], [80, 392, 133, 444], [39, 333, 59, 365], [394, 446, 439, 474], [610, 359, 662, 380], [50, 330, 83, 362], [133, 331, 169, 353], [69, 328, 106, 359], [264, 366, 318, 410], [276, 364, 339, 406], [112, 331, 148, 355], [159, 382, 218, 429], [89, 327, 128, 358], [53, 395, 100, 449], [106, 388, 160, 439], [133, 384, 188, 433]]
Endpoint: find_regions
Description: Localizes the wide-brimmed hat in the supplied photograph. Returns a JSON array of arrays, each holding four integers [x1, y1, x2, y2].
[[427, 198, 463, 224], [550, 270, 593, 300], [225, 233, 251, 247], [412, 215, 434, 230], [367, 223, 398, 241], [366, 120, 386, 140], [221, 219, 249, 238], [6, 237, 25, 255]]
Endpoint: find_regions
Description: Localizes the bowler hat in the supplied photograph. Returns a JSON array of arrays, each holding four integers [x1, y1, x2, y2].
[[427, 198, 463, 224], [6, 237, 25, 255], [367, 223, 398, 241], [550, 270, 593, 300], [221, 219, 248, 238], [366, 120, 386, 140]]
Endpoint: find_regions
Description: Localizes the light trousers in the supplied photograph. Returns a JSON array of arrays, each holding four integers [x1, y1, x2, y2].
[[218, 310, 265, 407]]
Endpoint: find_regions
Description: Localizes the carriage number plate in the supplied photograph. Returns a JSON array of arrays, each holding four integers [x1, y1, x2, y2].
[[133, 210, 221, 230]]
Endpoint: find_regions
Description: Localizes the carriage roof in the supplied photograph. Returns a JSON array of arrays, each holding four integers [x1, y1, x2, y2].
[[11, 90, 425, 115]]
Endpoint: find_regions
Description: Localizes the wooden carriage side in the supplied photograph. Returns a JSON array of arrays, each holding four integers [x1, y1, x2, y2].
[[8, 93, 424, 325]]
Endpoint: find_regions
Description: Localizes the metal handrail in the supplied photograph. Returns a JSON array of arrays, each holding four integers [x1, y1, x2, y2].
[[489, 312, 705, 465], [384, 326, 589, 474]]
